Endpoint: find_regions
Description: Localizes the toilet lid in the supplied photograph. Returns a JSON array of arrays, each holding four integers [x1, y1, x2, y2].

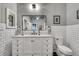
[[58, 45, 72, 55]]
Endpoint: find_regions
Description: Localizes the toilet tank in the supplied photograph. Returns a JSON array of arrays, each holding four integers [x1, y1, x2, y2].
[[55, 35, 63, 45]]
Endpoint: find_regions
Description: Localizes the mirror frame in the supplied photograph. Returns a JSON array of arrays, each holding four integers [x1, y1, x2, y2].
[[22, 15, 47, 31]]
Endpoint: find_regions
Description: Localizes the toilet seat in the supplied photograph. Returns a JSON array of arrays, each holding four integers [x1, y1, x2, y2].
[[57, 45, 72, 55]]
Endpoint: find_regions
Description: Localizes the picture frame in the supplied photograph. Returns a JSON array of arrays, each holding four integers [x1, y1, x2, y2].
[[6, 8, 16, 29], [22, 16, 32, 31], [77, 10, 79, 19], [53, 15, 60, 24], [22, 15, 47, 31]]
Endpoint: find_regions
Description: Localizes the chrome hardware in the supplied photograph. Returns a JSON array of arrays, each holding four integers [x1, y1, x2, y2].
[[31, 40, 34, 42], [57, 38, 59, 40]]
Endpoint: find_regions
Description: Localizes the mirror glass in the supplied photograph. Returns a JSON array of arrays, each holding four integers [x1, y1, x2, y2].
[[22, 15, 47, 31]]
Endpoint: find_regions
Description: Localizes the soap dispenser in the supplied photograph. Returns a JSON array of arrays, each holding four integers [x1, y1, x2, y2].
[[48, 26, 51, 34]]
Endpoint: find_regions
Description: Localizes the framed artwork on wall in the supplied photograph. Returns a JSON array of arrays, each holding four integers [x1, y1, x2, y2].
[[6, 8, 16, 29], [53, 15, 60, 24], [77, 10, 79, 19], [22, 16, 32, 31]]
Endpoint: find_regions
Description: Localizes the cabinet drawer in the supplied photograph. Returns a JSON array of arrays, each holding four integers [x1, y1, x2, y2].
[[12, 37, 53, 56], [22, 53, 32, 56], [12, 52, 19, 56], [31, 53, 41, 56]]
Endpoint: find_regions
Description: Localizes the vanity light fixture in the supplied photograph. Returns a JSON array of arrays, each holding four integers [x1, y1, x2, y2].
[[32, 4, 36, 9], [29, 4, 40, 11]]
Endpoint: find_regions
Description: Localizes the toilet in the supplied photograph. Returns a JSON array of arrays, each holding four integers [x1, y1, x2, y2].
[[54, 36, 72, 56]]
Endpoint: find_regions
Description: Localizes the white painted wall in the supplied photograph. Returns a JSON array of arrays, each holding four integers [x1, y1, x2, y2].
[[17, 3, 66, 26], [67, 3, 79, 25], [1, 3, 17, 23]]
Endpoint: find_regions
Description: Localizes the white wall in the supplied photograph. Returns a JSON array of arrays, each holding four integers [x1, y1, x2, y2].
[[66, 25, 79, 56], [0, 3, 17, 56], [66, 3, 79, 56], [17, 3, 66, 26], [1, 3, 17, 23], [67, 3, 79, 25]]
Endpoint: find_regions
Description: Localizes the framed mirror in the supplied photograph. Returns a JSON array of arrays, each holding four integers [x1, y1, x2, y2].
[[22, 15, 47, 31]]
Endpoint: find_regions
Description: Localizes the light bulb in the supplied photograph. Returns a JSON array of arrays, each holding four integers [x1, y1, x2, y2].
[[29, 4, 40, 11]]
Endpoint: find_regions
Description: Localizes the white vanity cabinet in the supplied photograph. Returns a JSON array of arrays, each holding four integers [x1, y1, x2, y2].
[[12, 35, 53, 56]]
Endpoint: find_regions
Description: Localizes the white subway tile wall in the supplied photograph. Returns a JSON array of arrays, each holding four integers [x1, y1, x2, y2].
[[51, 26, 66, 37], [66, 24, 79, 56], [0, 23, 15, 56], [0, 23, 5, 56], [4, 29, 15, 56]]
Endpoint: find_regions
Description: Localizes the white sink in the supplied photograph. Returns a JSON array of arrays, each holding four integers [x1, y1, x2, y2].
[[23, 31, 48, 35], [13, 34, 52, 38], [12, 30, 52, 38]]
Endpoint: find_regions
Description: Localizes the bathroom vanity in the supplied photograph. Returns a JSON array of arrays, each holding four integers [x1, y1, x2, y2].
[[12, 35, 53, 56]]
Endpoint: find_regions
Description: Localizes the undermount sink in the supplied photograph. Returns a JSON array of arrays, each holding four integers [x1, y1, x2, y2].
[[23, 31, 48, 35], [13, 30, 52, 38], [13, 35, 52, 38]]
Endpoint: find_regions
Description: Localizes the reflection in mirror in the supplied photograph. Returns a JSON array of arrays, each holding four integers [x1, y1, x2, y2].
[[22, 15, 47, 31]]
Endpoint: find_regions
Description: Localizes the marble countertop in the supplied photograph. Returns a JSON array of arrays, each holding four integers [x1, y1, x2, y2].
[[13, 35, 53, 38]]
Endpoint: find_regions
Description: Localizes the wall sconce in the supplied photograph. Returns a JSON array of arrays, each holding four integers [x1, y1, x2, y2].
[[29, 4, 40, 11], [32, 4, 36, 9]]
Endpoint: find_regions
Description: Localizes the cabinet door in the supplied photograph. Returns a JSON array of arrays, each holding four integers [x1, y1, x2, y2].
[[31, 38, 42, 56], [47, 38, 53, 56], [12, 38, 24, 56], [41, 38, 53, 56], [23, 38, 32, 56]]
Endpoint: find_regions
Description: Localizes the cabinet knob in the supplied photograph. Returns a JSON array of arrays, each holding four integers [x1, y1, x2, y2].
[[17, 55, 18, 56], [47, 49, 48, 52], [31, 40, 34, 42], [17, 40, 19, 42], [47, 54, 48, 56], [32, 54, 34, 56], [46, 40, 48, 42], [17, 49, 18, 52], [17, 44, 19, 47], [46, 45, 48, 47]]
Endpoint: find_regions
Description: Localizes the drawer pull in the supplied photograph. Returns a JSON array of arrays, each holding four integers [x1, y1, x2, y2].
[[31, 40, 34, 42], [47, 54, 48, 56], [17, 55, 18, 56], [17, 50, 18, 52], [17, 40, 19, 42], [17, 44, 19, 47], [46, 45, 48, 47], [47, 49, 48, 52], [46, 40, 48, 42], [32, 54, 34, 56]]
